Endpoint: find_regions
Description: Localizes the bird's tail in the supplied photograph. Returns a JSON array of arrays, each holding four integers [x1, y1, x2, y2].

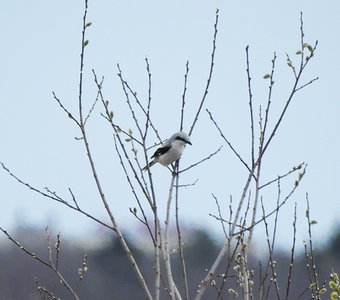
[[142, 160, 156, 171]]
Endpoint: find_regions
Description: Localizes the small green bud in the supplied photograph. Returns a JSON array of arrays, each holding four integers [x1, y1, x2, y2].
[[125, 138, 131, 142], [319, 288, 327, 294], [242, 242, 248, 249], [296, 50, 302, 55], [105, 100, 109, 107], [331, 291, 339, 300], [83, 40, 89, 47], [263, 74, 270, 79], [128, 128, 133, 135], [307, 44, 313, 52], [228, 288, 238, 296], [310, 220, 317, 225], [85, 22, 92, 27], [329, 280, 337, 290], [331, 272, 339, 282], [109, 111, 114, 121], [133, 207, 137, 214], [309, 282, 317, 289]]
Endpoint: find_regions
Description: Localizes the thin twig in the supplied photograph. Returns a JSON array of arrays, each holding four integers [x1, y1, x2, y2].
[[189, 8, 219, 136], [52, 92, 80, 127], [212, 194, 228, 238], [261, 16, 318, 157], [117, 64, 162, 143], [84, 76, 101, 125], [180, 61, 189, 132], [75, 4, 153, 299], [0, 227, 79, 300], [259, 162, 305, 190], [178, 145, 223, 173], [261, 198, 281, 300], [0, 162, 114, 231], [144, 57, 152, 139], [285, 202, 297, 300], [245, 46, 255, 167], [235, 164, 306, 236], [164, 170, 179, 299], [207, 109, 254, 176], [304, 193, 322, 299], [175, 162, 189, 300]]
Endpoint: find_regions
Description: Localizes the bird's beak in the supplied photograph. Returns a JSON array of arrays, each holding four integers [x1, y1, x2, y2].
[[187, 141, 192, 146]]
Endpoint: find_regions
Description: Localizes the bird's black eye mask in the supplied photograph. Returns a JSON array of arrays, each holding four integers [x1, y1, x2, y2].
[[175, 136, 191, 144], [175, 137, 187, 143]]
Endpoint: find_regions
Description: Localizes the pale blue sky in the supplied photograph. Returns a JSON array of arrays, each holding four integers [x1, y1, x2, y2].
[[1, 1, 339, 250]]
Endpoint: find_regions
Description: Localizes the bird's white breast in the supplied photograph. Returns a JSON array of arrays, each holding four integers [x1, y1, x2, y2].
[[158, 140, 186, 166]]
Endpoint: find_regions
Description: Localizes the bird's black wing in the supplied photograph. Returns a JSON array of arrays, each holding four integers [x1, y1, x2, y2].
[[151, 145, 171, 159]]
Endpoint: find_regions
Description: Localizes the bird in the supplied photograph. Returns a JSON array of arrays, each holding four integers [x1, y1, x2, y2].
[[142, 132, 192, 171]]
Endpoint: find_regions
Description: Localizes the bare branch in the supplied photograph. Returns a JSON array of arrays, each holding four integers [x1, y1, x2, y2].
[[144, 57, 152, 139], [206, 109, 254, 176], [259, 162, 305, 190], [189, 8, 219, 136], [212, 194, 228, 238], [0, 162, 114, 231], [178, 145, 223, 173], [84, 76, 102, 125], [0, 227, 80, 300], [117, 64, 162, 143], [52, 91, 80, 127], [180, 61, 189, 132], [175, 164, 189, 300], [285, 202, 297, 299], [245, 45, 255, 167]]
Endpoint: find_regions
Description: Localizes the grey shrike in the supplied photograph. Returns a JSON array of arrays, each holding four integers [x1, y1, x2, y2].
[[142, 132, 192, 171]]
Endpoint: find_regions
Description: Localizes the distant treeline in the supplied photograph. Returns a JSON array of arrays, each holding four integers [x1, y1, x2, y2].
[[0, 225, 339, 299]]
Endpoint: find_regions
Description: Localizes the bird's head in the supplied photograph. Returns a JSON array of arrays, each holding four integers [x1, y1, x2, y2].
[[171, 132, 192, 145]]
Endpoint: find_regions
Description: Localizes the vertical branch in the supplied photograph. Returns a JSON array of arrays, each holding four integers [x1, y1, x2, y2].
[[117, 64, 162, 144], [74, 2, 153, 299], [180, 61, 189, 132], [261, 53, 276, 143], [175, 162, 189, 300], [164, 171, 178, 299], [305, 193, 322, 299], [113, 62, 162, 300], [116, 65, 144, 139], [261, 199, 281, 300], [285, 203, 297, 300], [245, 46, 255, 167], [261, 15, 318, 157], [194, 170, 254, 300], [248, 52, 276, 243], [154, 218, 161, 300], [189, 8, 219, 136], [78, 0, 89, 126], [92, 71, 155, 300], [200, 20, 317, 290], [144, 57, 152, 139]]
